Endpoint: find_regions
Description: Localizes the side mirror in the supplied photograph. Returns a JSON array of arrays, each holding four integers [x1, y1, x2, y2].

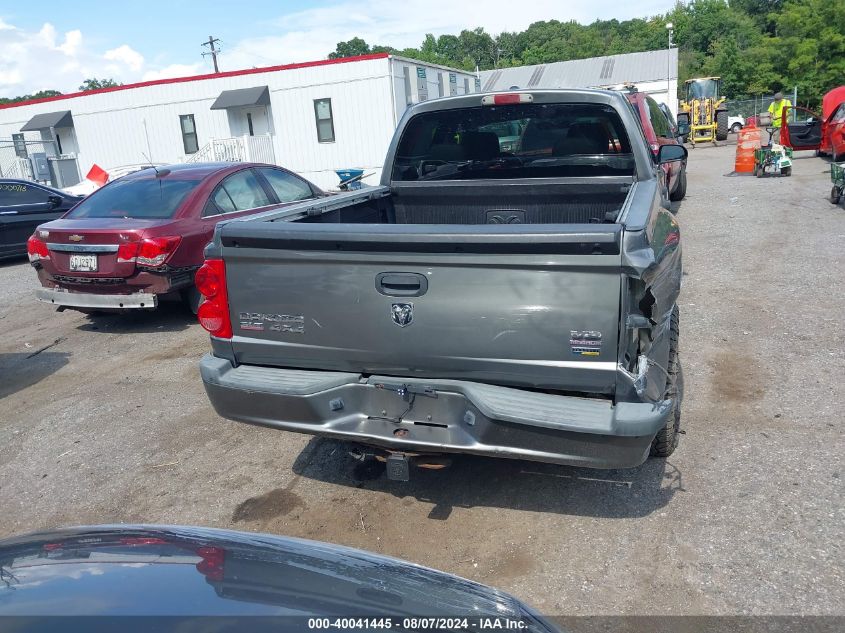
[[658, 144, 688, 164], [47, 195, 62, 209], [676, 122, 691, 136]]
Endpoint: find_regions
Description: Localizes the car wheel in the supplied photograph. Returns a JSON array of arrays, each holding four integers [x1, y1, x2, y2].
[[781, 166, 792, 177], [669, 167, 687, 202], [650, 306, 681, 458], [730, 123, 742, 134], [830, 186, 841, 205]]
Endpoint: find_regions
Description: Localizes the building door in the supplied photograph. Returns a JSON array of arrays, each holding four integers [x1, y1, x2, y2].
[[228, 107, 271, 137]]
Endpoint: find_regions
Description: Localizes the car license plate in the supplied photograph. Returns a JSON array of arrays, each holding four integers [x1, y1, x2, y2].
[[69, 254, 97, 272]]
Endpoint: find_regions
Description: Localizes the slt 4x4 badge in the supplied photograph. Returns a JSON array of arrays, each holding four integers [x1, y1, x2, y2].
[[238, 313, 305, 333]]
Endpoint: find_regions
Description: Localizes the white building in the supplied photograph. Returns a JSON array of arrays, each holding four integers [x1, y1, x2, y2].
[[0, 53, 479, 190], [480, 49, 679, 117]]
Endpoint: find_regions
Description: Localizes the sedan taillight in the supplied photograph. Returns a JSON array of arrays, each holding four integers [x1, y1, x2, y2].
[[117, 236, 182, 268], [27, 235, 50, 262]]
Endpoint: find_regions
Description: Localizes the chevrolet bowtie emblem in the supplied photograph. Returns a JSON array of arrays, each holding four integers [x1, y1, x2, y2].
[[68, 234, 84, 242]]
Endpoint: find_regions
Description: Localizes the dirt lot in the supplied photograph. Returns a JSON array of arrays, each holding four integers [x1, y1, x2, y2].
[[0, 143, 842, 615]]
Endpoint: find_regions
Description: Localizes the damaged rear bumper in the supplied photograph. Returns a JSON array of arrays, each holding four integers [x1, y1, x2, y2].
[[200, 354, 673, 469], [36, 287, 158, 309]]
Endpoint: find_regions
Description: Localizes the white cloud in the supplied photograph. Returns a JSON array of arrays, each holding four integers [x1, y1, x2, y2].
[[141, 63, 203, 81], [104, 44, 145, 72], [58, 29, 83, 56], [0, 20, 171, 98]]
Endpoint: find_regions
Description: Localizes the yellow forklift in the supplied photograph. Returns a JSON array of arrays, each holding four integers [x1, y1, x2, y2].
[[676, 77, 729, 146]]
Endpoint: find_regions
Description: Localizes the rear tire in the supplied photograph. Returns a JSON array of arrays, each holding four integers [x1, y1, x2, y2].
[[716, 111, 729, 141], [650, 306, 681, 458], [831, 186, 841, 205], [669, 167, 687, 201], [781, 166, 792, 177]]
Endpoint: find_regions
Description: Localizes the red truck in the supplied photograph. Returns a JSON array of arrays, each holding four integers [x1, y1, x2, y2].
[[28, 162, 323, 312]]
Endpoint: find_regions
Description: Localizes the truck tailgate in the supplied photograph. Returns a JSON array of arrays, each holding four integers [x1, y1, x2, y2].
[[219, 222, 622, 394]]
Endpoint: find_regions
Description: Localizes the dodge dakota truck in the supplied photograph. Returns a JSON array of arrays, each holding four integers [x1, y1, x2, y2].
[[198, 90, 686, 478]]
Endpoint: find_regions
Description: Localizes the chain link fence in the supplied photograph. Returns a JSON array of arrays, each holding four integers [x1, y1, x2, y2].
[[725, 92, 801, 123]]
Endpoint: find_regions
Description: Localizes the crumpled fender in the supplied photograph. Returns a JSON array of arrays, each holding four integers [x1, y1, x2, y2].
[[617, 212, 682, 403]]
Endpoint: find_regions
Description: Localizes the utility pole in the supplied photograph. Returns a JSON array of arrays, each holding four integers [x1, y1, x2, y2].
[[666, 22, 675, 115], [202, 36, 221, 73]]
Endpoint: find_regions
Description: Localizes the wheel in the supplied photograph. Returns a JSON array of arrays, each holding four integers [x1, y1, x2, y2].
[[831, 186, 842, 205], [752, 163, 759, 177], [651, 306, 681, 458], [715, 111, 729, 141], [181, 285, 203, 315], [730, 123, 742, 134], [669, 167, 687, 201], [781, 166, 792, 177], [756, 164, 764, 178]]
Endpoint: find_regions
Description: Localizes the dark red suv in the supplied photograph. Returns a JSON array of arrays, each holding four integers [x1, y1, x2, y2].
[[626, 92, 688, 202], [28, 162, 323, 312]]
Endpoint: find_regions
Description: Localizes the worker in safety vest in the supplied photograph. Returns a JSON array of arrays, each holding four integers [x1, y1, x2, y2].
[[768, 91, 792, 142]]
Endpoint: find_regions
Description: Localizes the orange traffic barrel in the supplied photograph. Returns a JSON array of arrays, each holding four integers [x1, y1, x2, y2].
[[735, 126, 762, 173]]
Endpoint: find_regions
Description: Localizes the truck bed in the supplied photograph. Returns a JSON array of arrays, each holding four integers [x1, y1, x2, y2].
[[237, 177, 633, 228]]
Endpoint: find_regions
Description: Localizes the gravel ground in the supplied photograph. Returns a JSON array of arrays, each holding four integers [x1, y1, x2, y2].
[[0, 143, 842, 615]]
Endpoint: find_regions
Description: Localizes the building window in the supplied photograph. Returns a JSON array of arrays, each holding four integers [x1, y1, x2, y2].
[[313, 99, 335, 143], [180, 114, 199, 154], [246, 112, 254, 136], [464, 78, 470, 94]]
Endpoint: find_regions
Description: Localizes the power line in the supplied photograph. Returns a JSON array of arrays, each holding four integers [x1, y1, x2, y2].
[[201, 36, 221, 73]]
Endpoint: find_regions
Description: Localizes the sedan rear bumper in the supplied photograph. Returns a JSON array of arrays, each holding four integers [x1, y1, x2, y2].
[[200, 354, 673, 469], [36, 287, 158, 309]]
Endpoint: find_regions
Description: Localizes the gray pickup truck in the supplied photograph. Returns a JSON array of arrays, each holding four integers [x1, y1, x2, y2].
[[198, 89, 686, 478]]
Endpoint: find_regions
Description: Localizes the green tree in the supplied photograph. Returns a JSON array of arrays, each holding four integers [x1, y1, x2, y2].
[[78, 78, 121, 91], [0, 89, 62, 105], [328, 37, 371, 59]]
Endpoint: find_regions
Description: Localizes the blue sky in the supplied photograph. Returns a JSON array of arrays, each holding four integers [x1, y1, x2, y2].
[[0, 0, 674, 98]]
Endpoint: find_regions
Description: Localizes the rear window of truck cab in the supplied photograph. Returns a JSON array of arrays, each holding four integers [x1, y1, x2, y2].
[[66, 176, 202, 219], [392, 102, 634, 181]]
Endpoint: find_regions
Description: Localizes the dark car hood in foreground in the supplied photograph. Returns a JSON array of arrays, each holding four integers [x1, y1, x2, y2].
[[0, 525, 558, 630]]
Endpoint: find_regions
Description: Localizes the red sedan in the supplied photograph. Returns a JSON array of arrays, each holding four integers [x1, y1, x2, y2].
[[28, 162, 324, 312], [781, 86, 845, 161], [626, 92, 688, 201]]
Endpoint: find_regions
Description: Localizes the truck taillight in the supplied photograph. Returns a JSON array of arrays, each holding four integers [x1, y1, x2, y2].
[[196, 259, 232, 339], [117, 236, 181, 267], [27, 235, 50, 262]]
